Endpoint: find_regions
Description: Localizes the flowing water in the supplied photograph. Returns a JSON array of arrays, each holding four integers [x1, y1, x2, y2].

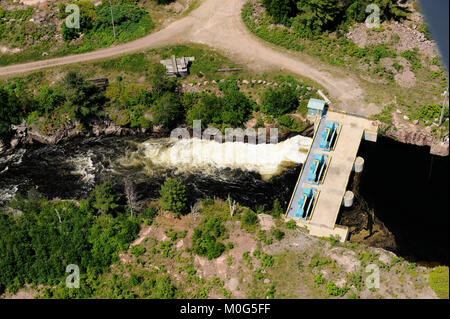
[[0, 135, 311, 210], [0, 135, 448, 265]]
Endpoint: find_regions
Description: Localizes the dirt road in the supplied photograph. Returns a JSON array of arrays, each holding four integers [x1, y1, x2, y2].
[[0, 0, 372, 115]]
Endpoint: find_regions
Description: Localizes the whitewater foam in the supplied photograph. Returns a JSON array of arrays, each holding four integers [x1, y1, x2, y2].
[[66, 150, 96, 186], [119, 135, 312, 180]]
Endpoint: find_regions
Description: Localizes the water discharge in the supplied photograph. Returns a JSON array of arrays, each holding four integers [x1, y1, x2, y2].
[[119, 135, 311, 181], [0, 135, 312, 204]]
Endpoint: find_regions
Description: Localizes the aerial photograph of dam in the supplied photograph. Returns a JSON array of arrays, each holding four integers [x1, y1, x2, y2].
[[0, 0, 448, 312]]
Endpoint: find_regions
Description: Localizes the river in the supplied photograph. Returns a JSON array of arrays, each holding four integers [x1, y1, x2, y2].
[[0, 135, 448, 265]]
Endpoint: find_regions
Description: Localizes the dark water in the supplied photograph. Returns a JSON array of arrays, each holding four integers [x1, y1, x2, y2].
[[1, 135, 448, 265], [355, 136, 449, 265], [0, 136, 300, 211]]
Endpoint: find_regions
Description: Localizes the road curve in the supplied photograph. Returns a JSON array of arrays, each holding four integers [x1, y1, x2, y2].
[[0, 0, 371, 115]]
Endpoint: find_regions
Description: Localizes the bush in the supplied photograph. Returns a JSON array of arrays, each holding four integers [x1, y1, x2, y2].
[[262, 86, 299, 117], [159, 178, 188, 215], [241, 209, 258, 226], [192, 217, 227, 259], [285, 220, 297, 229], [90, 181, 119, 214], [273, 228, 285, 241], [326, 281, 349, 297], [260, 254, 275, 268], [130, 245, 146, 257]]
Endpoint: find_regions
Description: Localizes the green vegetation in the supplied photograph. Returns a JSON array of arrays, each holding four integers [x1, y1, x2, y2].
[[159, 178, 188, 216], [428, 266, 449, 299], [261, 0, 407, 37], [273, 228, 285, 241], [285, 219, 297, 229], [261, 84, 299, 117], [326, 281, 349, 297], [243, 1, 448, 130], [1, 46, 318, 140], [415, 103, 449, 124], [0, 1, 154, 66], [0, 185, 140, 295], [192, 217, 227, 260]]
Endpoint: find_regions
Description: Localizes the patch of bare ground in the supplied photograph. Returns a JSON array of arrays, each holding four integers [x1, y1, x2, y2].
[[346, 21, 438, 58], [194, 220, 258, 298], [1, 284, 41, 299]]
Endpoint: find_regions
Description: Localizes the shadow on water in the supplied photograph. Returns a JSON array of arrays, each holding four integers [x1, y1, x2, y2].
[[354, 136, 449, 265]]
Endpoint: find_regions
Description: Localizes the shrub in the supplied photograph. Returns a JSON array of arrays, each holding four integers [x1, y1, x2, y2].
[[260, 254, 275, 268], [192, 217, 227, 260], [416, 104, 448, 123], [273, 228, 285, 241], [285, 220, 297, 229], [262, 86, 299, 116], [270, 199, 283, 218], [326, 281, 349, 296], [313, 273, 325, 285], [159, 178, 188, 215], [141, 206, 157, 221], [130, 245, 146, 257], [241, 209, 258, 226]]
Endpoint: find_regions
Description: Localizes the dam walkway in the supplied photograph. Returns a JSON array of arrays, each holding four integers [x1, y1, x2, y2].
[[285, 110, 378, 242]]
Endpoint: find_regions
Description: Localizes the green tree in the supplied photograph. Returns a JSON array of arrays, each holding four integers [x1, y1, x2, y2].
[[262, 85, 299, 116], [221, 90, 255, 126], [186, 93, 222, 128], [152, 92, 183, 128], [291, 0, 341, 38], [159, 178, 188, 215], [62, 72, 106, 124], [149, 63, 179, 100], [0, 86, 23, 134], [91, 181, 119, 214], [262, 0, 298, 25]]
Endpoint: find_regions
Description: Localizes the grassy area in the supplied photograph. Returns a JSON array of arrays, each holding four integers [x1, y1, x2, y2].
[[0, 0, 196, 66], [428, 266, 449, 299]]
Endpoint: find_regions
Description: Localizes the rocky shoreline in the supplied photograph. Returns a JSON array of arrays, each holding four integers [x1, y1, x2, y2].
[[376, 112, 449, 157]]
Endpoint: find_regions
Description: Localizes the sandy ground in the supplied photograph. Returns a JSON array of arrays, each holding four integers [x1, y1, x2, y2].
[[0, 0, 369, 115]]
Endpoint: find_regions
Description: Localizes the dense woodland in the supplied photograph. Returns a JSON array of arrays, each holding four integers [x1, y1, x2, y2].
[[262, 0, 409, 37], [0, 62, 314, 135]]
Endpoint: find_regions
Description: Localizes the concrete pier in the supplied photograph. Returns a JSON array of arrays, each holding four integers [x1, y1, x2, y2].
[[286, 111, 378, 242]]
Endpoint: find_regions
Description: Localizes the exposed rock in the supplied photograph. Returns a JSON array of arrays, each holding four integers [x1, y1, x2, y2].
[[242, 80, 249, 84], [257, 214, 275, 231], [413, 120, 419, 125], [430, 141, 449, 156], [403, 115, 410, 121]]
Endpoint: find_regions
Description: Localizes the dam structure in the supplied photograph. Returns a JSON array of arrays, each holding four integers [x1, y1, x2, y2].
[[285, 101, 378, 242]]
